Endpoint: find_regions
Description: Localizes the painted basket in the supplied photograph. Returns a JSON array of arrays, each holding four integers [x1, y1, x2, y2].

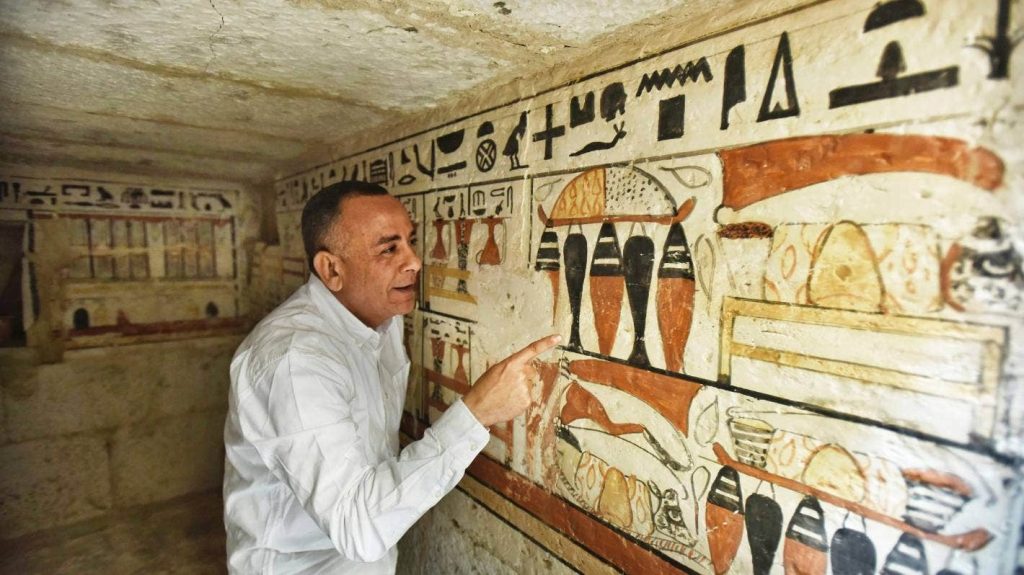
[[728, 418, 775, 469], [902, 469, 972, 533]]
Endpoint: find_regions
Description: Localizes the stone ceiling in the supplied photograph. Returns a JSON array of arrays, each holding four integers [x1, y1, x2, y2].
[[0, 0, 806, 186]]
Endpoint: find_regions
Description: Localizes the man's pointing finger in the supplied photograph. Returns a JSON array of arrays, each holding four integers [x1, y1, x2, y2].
[[510, 334, 561, 364]]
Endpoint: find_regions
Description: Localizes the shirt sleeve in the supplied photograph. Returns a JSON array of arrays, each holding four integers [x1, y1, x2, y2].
[[241, 350, 490, 563]]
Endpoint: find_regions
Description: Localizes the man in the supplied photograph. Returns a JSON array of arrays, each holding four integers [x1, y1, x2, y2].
[[223, 180, 559, 574]]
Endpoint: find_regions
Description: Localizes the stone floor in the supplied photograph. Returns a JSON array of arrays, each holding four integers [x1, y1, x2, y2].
[[0, 490, 226, 575], [0, 487, 563, 574]]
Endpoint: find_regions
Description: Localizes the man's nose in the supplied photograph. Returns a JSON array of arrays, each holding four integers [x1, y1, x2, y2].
[[405, 245, 422, 273]]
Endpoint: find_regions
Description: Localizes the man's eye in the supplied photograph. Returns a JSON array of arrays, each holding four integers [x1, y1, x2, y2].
[[382, 245, 397, 255]]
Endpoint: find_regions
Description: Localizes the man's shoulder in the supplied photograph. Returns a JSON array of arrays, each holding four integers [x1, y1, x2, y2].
[[234, 287, 350, 377]]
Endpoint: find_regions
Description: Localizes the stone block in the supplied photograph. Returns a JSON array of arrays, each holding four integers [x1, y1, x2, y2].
[[5, 357, 149, 442], [151, 337, 237, 418], [398, 490, 571, 575], [398, 508, 516, 575], [4, 336, 238, 443], [0, 436, 112, 539], [109, 410, 225, 508]]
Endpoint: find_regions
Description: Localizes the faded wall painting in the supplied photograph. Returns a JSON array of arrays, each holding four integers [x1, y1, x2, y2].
[[419, 181, 527, 321], [0, 176, 244, 349], [276, 0, 1024, 572]]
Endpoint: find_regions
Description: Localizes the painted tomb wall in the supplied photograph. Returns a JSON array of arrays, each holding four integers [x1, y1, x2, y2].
[[277, 1, 1024, 572], [0, 166, 259, 538]]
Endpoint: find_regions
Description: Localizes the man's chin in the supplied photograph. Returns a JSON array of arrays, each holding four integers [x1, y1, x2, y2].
[[390, 295, 417, 315]]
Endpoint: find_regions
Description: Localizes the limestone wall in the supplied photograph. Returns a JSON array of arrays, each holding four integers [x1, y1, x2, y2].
[[0, 167, 258, 540], [277, 0, 1024, 572]]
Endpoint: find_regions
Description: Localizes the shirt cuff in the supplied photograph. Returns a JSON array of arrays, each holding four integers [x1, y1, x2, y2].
[[430, 398, 490, 454]]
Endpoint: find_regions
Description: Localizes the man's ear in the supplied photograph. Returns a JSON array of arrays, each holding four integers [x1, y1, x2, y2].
[[313, 250, 345, 292]]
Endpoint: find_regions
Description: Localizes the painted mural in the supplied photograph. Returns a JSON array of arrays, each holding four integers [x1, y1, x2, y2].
[[276, 0, 1024, 572], [0, 176, 244, 349]]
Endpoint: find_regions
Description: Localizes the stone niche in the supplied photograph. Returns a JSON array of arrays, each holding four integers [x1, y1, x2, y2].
[[281, 0, 1024, 572]]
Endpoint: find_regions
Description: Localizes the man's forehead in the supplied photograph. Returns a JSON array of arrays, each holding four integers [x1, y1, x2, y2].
[[335, 195, 413, 238]]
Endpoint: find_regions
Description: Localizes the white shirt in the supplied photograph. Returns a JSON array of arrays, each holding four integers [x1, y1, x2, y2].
[[224, 275, 489, 574]]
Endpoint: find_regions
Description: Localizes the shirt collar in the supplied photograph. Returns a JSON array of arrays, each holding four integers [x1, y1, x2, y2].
[[307, 274, 393, 351]]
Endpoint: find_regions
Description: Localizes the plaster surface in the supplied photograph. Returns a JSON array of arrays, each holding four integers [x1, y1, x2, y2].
[[0, 0, 814, 184]]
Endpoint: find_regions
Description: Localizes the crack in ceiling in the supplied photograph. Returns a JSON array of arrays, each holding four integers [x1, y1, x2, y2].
[[204, 0, 226, 73]]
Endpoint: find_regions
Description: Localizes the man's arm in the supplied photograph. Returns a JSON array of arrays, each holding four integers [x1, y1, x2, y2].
[[240, 334, 559, 563]]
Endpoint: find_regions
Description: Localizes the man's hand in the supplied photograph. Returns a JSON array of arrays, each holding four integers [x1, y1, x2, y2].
[[462, 335, 561, 428]]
